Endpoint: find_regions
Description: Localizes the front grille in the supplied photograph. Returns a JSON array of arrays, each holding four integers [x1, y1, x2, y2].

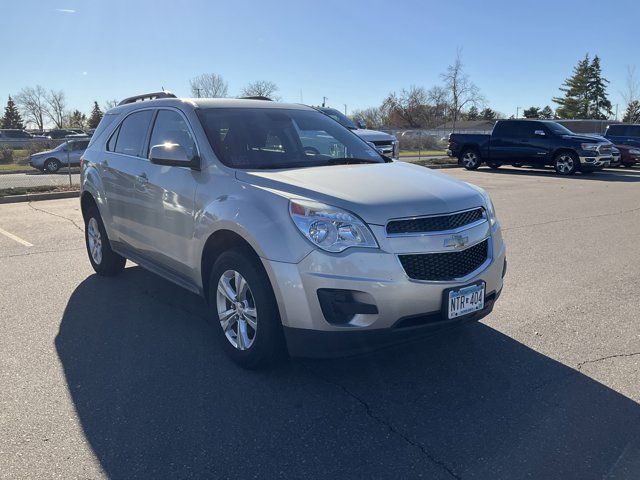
[[387, 208, 484, 235], [399, 239, 489, 281], [371, 140, 393, 147]]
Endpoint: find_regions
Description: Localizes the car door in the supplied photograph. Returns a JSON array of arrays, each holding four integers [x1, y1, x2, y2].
[[490, 121, 526, 162], [101, 109, 154, 249], [517, 122, 552, 165], [133, 108, 199, 280]]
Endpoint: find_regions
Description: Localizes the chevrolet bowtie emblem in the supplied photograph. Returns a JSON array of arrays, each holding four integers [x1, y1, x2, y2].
[[444, 235, 469, 249]]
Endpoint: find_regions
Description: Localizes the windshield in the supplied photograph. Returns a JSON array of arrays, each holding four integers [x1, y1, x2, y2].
[[197, 108, 383, 169], [545, 122, 574, 135], [318, 108, 358, 129]]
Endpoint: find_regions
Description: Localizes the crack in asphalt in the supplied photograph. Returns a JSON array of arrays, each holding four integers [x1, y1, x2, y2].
[[304, 366, 462, 480], [577, 352, 640, 369], [502, 205, 640, 232], [27, 201, 84, 232]]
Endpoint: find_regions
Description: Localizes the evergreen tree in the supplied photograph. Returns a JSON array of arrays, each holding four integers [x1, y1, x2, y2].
[[539, 105, 554, 119], [523, 106, 541, 118], [623, 100, 640, 123], [466, 105, 479, 120], [586, 56, 612, 119], [553, 54, 591, 119], [480, 108, 496, 120], [1, 96, 25, 129], [88, 101, 103, 128], [67, 110, 87, 129]]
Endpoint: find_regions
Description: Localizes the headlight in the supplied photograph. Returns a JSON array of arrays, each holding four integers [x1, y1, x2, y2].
[[466, 184, 497, 226], [630, 149, 640, 155], [289, 199, 378, 252], [581, 143, 599, 151]]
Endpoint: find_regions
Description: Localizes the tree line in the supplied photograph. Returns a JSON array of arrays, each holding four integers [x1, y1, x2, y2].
[[2, 53, 639, 131]]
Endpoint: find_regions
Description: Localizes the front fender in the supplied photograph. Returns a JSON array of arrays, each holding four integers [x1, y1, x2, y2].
[[193, 185, 314, 265]]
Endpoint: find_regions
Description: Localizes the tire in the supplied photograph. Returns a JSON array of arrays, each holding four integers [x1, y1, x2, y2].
[[208, 248, 285, 369], [553, 151, 578, 175], [487, 162, 501, 170], [44, 158, 61, 174], [84, 205, 126, 276], [460, 149, 481, 170]]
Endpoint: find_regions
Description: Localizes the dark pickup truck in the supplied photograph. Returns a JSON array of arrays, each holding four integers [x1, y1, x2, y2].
[[447, 119, 614, 175]]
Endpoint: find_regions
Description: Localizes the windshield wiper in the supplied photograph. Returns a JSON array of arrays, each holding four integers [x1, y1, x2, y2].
[[324, 157, 380, 165]]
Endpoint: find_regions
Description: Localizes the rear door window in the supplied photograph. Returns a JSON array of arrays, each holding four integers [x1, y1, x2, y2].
[[112, 110, 153, 157], [627, 125, 640, 138], [607, 125, 626, 136], [494, 122, 521, 138]]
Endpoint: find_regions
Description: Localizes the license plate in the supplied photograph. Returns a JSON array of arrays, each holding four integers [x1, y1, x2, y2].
[[447, 282, 485, 319]]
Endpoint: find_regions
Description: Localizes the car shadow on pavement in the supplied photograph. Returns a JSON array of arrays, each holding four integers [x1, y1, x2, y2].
[[55, 267, 640, 480], [472, 166, 640, 182]]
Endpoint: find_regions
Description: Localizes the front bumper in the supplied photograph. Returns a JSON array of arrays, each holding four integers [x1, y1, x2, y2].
[[579, 154, 612, 168], [262, 223, 506, 357]]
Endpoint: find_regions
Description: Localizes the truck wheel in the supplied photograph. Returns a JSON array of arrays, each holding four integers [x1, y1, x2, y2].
[[460, 149, 481, 170], [209, 248, 286, 369], [487, 162, 501, 170], [554, 152, 578, 175], [44, 158, 61, 174], [84, 205, 126, 276]]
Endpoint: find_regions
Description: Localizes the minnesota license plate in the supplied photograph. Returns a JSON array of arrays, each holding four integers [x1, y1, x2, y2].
[[447, 282, 485, 319]]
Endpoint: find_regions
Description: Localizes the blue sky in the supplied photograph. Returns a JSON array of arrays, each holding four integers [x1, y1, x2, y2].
[[1, 0, 638, 122]]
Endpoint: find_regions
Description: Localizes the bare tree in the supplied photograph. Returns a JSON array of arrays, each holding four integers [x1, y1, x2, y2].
[[190, 73, 228, 98], [351, 107, 386, 129], [15, 85, 47, 129], [240, 80, 280, 100], [621, 65, 639, 109], [381, 86, 429, 127], [426, 85, 450, 124], [441, 49, 484, 131], [103, 99, 119, 110], [45, 89, 67, 128]]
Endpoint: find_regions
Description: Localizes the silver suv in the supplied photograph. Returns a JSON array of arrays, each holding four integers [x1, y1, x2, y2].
[[81, 92, 506, 368]]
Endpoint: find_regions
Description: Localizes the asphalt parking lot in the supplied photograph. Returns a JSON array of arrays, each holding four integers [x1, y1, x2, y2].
[[1, 166, 639, 479]]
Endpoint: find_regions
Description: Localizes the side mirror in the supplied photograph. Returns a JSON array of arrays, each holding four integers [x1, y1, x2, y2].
[[149, 143, 200, 170], [534, 130, 546, 137], [357, 119, 366, 129]]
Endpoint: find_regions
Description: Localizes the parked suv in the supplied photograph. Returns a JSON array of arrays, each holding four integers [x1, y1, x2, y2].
[[81, 92, 506, 367]]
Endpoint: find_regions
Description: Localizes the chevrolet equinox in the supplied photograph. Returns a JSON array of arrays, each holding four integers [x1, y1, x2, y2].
[[80, 92, 507, 368]]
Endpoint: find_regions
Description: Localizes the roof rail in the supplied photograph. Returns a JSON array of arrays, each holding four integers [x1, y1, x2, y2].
[[117, 91, 177, 106], [239, 96, 272, 101]]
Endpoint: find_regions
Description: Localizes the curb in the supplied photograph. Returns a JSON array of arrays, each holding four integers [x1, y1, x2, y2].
[[427, 164, 460, 170], [0, 190, 80, 204]]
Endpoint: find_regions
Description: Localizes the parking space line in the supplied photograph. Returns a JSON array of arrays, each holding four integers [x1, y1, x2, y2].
[[0, 227, 33, 247]]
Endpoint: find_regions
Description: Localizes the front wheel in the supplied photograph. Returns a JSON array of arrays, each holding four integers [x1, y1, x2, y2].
[[209, 248, 285, 369], [554, 152, 578, 175], [44, 158, 61, 174], [460, 149, 481, 170], [84, 205, 126, 276]]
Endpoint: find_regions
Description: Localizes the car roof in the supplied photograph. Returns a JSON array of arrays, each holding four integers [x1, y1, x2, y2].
[[107, 97, 314, 114]]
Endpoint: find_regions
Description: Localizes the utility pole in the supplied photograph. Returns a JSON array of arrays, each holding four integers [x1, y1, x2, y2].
[[516, 107, 520, 119], [344, 104, 347, 115], [322, 96, 327, 107], [194, 88, 202, 98]]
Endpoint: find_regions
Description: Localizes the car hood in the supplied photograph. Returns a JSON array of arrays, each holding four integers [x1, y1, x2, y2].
[[235, 161, 484, 225], [563, 134, 611, 143], [351, 129, 396, 142], [31, 148, 57, 157]]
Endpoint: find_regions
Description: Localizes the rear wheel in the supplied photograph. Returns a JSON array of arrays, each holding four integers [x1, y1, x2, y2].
[[44, 158, 61, 174], [554, 152, 578, 175], [460, 149, 481, 170], [209, 248, 285, 369], [84, 205, 126, 276]]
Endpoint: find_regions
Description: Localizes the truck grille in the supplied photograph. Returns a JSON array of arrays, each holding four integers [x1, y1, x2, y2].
[[399, 239, 489, 281], [371, 140, 394, 155], [387, 208, 484, 235]]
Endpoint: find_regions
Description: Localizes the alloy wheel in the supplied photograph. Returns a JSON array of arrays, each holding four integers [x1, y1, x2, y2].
[[216, 270, 258, 350], [462, 151, 479, 168], [556, 154, 574, 174], [87, 217, 103, 264]]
